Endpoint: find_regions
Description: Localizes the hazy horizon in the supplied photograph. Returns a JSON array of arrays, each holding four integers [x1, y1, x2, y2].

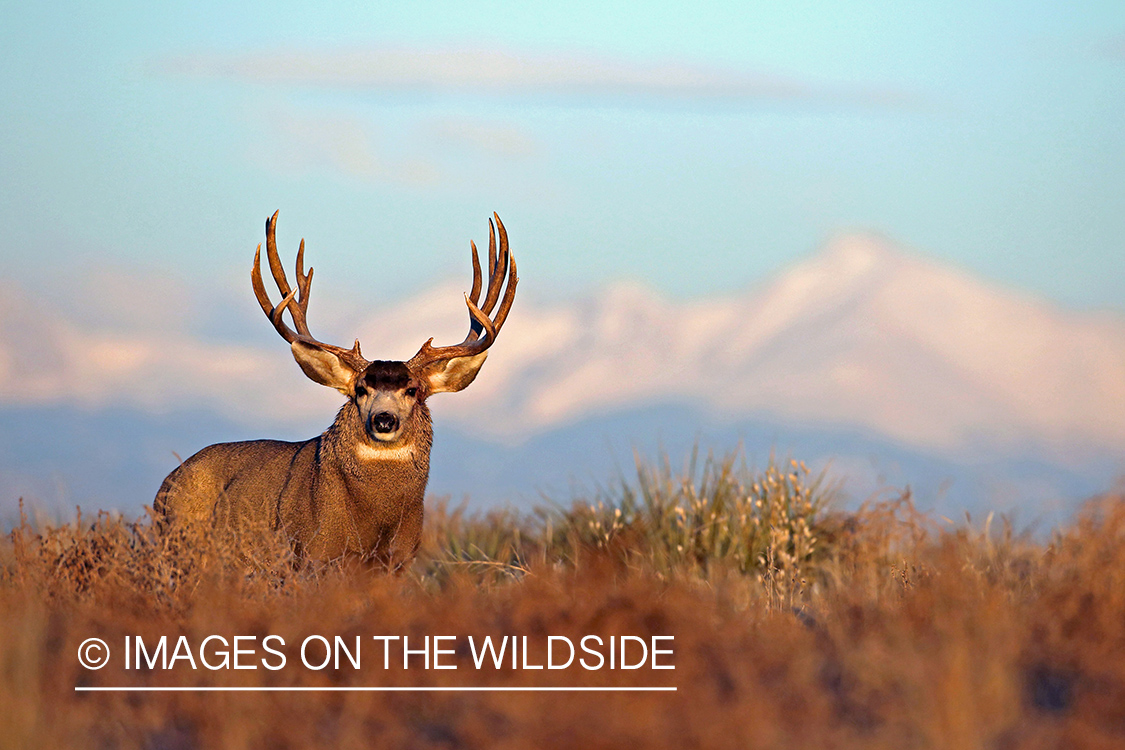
[[2, 1, 1123, 521]]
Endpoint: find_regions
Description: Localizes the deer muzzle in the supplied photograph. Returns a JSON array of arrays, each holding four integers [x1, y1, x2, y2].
[[371, 412, 400, 434]]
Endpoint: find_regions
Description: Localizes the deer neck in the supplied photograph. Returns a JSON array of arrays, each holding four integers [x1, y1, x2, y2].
[[320, 401, 433, 484]]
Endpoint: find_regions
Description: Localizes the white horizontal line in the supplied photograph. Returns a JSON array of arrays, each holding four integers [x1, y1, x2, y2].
[[75, 686, 677, 693]]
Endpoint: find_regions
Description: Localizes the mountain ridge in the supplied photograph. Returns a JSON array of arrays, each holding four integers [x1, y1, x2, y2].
[[2, 231, 1122, 517], [420, 231, 1125, 463]]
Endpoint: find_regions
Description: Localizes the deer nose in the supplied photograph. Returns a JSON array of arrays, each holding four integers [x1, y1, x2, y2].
[[371, 412, 399, 434]]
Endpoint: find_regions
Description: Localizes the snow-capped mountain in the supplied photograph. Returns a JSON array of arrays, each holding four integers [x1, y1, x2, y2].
[[411, 232, 1125, 464], [2, 232, 1123, 516]]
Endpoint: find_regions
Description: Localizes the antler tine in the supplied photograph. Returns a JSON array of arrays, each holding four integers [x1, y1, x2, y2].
[[467, 240, 484, 338], [478, 214, 516, 337], [252, 211, 368, 371], [265, 211, 292, 299], [487, 217, 497, 278], [492, 252, 518, 332], [253, 243, 297, 343], [288, 238, 314, 338], [468, 240, 483, 306], [478, 216, 509, 317], [408, 213, 519, 371], [493, 213, 512, 312]]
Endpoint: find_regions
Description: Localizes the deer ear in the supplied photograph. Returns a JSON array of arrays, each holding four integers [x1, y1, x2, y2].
[[421, 351, 488, 395], [291, 340, 357, 394]]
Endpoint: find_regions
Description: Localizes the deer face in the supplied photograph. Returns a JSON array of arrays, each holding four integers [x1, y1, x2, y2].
[[288, 338, 493, 446], [255, 210, 516, 452], [352, 360, 422, 444]]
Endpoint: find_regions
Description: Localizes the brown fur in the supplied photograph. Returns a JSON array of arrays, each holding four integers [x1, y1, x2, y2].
[[154, 395, 434, 570]]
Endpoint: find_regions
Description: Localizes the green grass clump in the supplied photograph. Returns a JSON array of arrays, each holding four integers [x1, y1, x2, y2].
[[418, 451, 831, 599]]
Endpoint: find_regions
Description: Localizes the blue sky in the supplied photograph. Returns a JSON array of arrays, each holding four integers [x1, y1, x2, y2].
[[2, 1, 1124, 517], [2, 0, 1123, 315]]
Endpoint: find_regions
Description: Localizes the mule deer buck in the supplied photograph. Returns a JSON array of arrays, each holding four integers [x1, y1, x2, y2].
[[154, 211, 517, 570]]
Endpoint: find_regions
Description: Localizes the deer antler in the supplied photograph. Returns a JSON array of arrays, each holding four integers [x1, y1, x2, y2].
[[252, 211, 369, 372], [407, 213, 518, 372]]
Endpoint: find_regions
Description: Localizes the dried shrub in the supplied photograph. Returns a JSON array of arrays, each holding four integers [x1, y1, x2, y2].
[[1, 460, 1123, 749]]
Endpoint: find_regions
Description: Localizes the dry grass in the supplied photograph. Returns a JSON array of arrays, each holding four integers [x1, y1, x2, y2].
[[2, 453, 1124, 749]]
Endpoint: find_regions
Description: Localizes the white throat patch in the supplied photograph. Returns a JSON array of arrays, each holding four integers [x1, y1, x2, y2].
[[355, 442, 415, 462]]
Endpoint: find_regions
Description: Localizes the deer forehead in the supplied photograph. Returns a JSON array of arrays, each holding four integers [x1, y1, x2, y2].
[[359, 360, 414, 391]]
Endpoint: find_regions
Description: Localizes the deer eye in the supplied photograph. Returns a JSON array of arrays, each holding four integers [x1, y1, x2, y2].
[[354, 385, 367, 398], [405, 387, 418, 398]]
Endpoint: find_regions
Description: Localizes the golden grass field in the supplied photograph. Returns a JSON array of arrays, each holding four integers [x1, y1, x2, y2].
[[2, 453, 1124, 749]]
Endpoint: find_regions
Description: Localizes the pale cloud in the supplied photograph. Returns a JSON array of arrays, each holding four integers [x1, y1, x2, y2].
[[426, 117, 538, 159], [5, 234, 1123, 461], [0, 280, 340, 432], [50, 267, 196, 334], [249, 107, 443, 186], [161, 47, 912, 106]]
